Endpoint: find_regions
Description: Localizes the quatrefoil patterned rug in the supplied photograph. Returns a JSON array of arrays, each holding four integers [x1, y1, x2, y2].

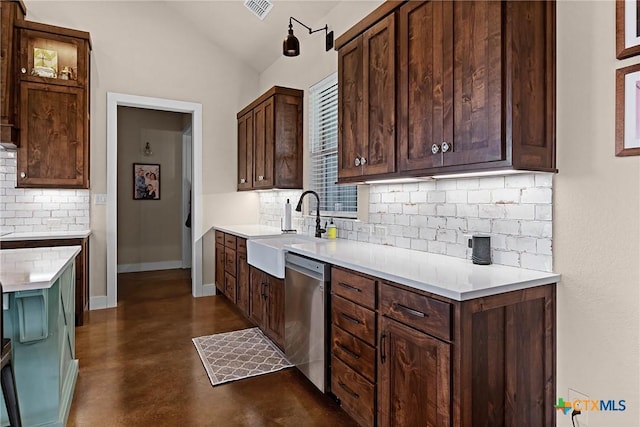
[[192, 327, 293, 386]]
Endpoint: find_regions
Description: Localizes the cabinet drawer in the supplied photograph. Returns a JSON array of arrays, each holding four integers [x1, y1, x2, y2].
[[224, 247, 236, 275], [331, 356, 375, 427], [332, 325, 376, 383], [380, 283, 451, 341], [332, 267, 376, 309], [224, 234, 237, 249], [332, 295, 376, 346], [237, 238, 247, 255], [215, 231, 224, 245], [224, 272, 236, 303]]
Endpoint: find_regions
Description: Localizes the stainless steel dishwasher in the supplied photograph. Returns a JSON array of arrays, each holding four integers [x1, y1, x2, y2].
[[284, 252, 330, 393]]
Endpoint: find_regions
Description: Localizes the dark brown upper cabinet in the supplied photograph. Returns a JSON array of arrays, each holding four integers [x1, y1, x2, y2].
[[236, 86, 303, 191], [0, 0, 26, 148], [15, 20, 91, 188], [336, 0, 556, 182], [338, 14, 396, 181]]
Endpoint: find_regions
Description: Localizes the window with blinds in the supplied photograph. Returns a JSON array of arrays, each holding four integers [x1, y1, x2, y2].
[[309, 73, 357, 217]]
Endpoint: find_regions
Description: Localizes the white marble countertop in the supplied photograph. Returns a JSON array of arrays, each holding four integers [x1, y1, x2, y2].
[[0, 230, 91, 242], [0, 246, 81, 292], [212, 224, 286, 239], [282, 239, 560, 301]]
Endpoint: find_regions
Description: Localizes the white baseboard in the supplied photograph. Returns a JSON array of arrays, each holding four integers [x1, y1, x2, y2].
[[117, 260, 183, 273], [90, 296, 108, 310], [202, 283, 217, 296]]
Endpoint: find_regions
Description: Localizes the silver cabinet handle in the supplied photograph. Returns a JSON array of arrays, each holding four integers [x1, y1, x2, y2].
[[354, 157, 361, 167], [240, 178, 246, 184], [20, 172, 26, 178], [432, 143, 440, 154], [360, 157, 367, 165], [257, 175, 264, 181], [21, 68, 26, 74], [441, 141, 451, 153]]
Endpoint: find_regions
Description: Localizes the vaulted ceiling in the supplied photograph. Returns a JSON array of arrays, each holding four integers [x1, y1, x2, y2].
[[163, 1, 340, 73]]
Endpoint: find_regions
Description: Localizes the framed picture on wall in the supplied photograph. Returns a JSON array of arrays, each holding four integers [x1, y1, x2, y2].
[[133, 163, 161, 200], [616, 0, 640, 59], [616, 63, 640, 156]]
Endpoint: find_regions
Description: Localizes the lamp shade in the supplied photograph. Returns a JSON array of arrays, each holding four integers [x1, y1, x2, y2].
[[283, 30, 300, 56]]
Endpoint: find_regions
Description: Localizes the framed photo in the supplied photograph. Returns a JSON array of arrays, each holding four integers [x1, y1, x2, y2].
[[616, 63, 640, 156], [133, 163, 161, 200], [616, 0, 640, 59]]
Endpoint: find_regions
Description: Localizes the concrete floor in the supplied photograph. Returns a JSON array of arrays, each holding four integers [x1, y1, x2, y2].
[[68, 269, 357, 427]]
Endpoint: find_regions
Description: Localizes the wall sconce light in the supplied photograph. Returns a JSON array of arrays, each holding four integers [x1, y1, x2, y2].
[[283, 17, 334, 57], [143, 142, 153, 156]]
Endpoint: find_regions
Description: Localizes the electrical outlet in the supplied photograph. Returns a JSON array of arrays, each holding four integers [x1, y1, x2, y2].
[[568, 388, 590, 427], [374, 225, 387, 237]]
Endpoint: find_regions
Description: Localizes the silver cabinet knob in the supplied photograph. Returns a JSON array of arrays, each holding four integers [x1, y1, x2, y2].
[[441, 141, 451, 153], [431, 143, 440, 154], [20, 172, 26, 178], [240, 178, 246, 184], [257, 175, 264, 181], [354, 157, 361, 167], [360, 157, 367, 165], [21, 68, 26, 74]]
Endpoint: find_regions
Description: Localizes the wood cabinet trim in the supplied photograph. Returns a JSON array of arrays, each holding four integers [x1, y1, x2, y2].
[[15, 18, 92, 48], [237, 86, 303, 118], [335, 1, 404, 50]]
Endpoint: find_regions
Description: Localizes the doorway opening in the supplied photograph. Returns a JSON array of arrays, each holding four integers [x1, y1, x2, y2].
[[107, 93, 203, 308]]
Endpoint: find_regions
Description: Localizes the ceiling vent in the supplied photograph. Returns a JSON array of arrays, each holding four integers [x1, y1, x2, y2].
[[244, 0, 273, 21]]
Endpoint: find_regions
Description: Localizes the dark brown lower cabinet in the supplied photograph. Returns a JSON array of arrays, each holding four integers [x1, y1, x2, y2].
[[378, 316, 451, 427], [236, 249, 249, 316], [249, 266, 285, 350], [0, 237, 89, 326], [214, 242, 224, 293]]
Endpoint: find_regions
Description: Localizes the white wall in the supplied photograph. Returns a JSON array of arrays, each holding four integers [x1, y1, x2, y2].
[[556, 2, 640, 426], [24, 1, 261, 298]]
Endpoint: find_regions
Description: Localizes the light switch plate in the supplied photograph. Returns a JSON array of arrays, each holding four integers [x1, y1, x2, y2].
[[93, 194, 107, 205]]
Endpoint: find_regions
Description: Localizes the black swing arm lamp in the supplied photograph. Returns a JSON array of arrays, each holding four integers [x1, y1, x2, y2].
[[283, 16, 334, 57]]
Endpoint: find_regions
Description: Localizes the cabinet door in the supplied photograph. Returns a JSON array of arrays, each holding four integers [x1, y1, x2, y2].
[[338, 35, 364, 179], [249, 267, 266, 328], [253, 97, 274, 189], [361, 13, 396, 177], [215, 243, 225, 291], [18, 82, 87, 188], [378, 317, 451, 427], [0, 1, 24, 145], [224, 272, 236, 303], [237, 111, 253, 190], [236, 251, 249, 316], [398, 0, 453, 172], [266, 276, 285, 349], [447, 0, 503, 167]]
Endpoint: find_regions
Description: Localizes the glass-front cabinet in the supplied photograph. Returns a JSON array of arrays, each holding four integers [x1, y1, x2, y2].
[[16, 20, 91, 189]]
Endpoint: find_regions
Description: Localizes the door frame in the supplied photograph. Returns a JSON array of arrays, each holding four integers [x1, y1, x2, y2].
[[106, 92, 203, 307], [182, 124, 192, 269]]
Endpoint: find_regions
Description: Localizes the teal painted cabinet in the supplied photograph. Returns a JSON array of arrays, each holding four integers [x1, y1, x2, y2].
[[1, 260, 78, 427]]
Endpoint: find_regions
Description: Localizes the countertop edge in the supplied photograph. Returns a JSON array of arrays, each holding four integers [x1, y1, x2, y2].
[[0, 230, 92, 242], [212, 224, 286, 239], [1, 245, 81, 292], [285, 245, 560, 302]]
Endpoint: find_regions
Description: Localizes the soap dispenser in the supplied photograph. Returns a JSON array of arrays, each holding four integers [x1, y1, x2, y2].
[[327, 219, 337, 239]]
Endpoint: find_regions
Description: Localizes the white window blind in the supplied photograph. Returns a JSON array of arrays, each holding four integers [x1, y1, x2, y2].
[[309, 73, 357, 217]]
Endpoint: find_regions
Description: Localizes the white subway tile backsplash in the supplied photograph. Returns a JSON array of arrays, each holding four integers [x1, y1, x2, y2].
[[521, 188, 552, 204], [259, 173, 553, 272], [535, 173, 553, 188], [491, 188, 521, 204], [0, 151, 90, 233]]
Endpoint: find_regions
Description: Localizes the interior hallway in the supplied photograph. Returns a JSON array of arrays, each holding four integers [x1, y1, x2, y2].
[[68, 269, 356, 426]]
